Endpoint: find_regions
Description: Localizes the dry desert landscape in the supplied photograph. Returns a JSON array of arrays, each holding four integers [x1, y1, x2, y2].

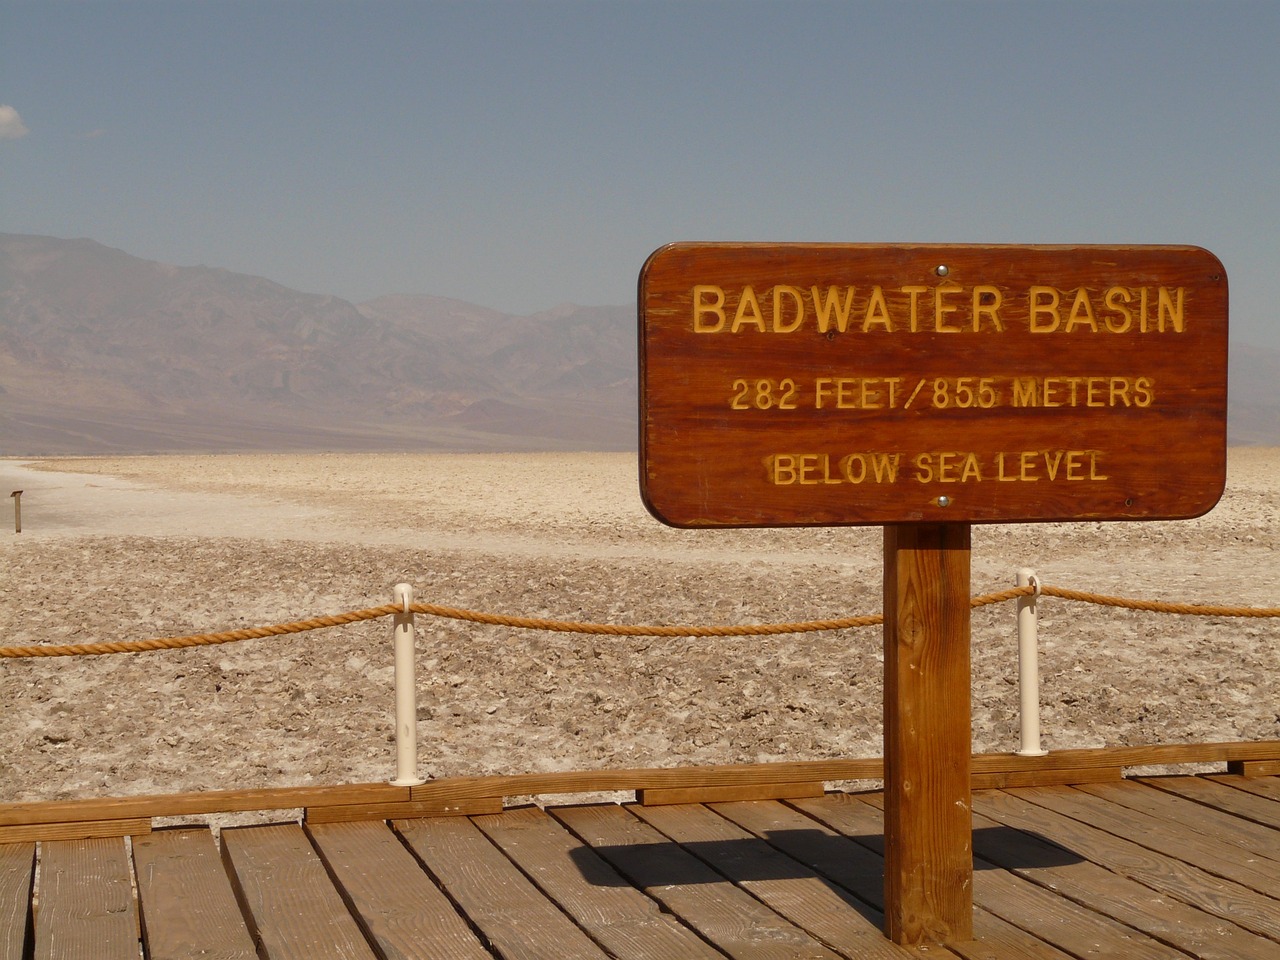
[[1, 450, 1277, 819]]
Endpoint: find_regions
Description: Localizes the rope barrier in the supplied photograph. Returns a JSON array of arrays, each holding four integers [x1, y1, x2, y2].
[[1, 584, 1276, 660]]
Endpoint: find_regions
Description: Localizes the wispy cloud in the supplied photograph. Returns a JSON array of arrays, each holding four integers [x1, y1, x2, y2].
[[0, 105, 30, 140]]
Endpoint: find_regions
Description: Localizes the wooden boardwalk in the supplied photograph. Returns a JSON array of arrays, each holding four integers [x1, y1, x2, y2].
[[2, 769, 1278, 959]]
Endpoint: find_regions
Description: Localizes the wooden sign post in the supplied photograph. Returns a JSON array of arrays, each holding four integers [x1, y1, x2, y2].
[[638, 243, 1228, 945]]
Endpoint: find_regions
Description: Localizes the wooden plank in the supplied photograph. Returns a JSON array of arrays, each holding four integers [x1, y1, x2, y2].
[[1082, 778, 1280, 861], [473, 804, 723, 960], [131, 827, 257, 960], [1205, 772, 1280, 802], [2, 746, 1274, 830], [409, 758, 885, 804], [972, 786, 1280, 943], [552, 801, 841, 960], [34, 837, 139, 960], [631, 800, 941, 959], [1229, 759, 1280, 777], [638, 780, 823, 806], [712, 798, 1071, 960], [0, 843, 34, 960], [0, 782, 409, 827], [795, 792, 1186, 960], [220, 823, 377, 960], [307, 821, 492, 960], [970, 804, 1278, 959], [1012, 784, 1280, 899], [395, 814, 610, 960], [304, 796, 501, 824], [0, 818, 150, 844], [1145, 774, 1280, 830], [883, 522, 972, 945], [970, 766, 1122, 790], [971, 740, 1280, 774]]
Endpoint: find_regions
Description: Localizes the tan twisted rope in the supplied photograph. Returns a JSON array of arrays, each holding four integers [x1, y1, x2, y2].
[[1037, 585, 1280, 619], [1, 584, 1276, 660]]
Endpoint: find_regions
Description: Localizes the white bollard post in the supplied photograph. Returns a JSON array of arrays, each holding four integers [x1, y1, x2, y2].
[[1016, 568, 1048, 757], [391, 583, 426, 786]]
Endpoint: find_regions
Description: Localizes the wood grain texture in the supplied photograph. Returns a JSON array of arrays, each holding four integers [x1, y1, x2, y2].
[[2, 746, 1274, 833], [716, 797, 1077, 960], [551, 802, 838, 959], [640, 242, 1228, 526], [132, 827, 257, 960], [629, 801, 914, 959], [395, 814, 611, 960], [308, 820, 492, 960], [304, 795, 500, 824], [973, 787, 1280, 942], [473, 804, 724, 960], [0, 781, 408, 827], [220, 823, 377, 960], [1012, 784, 1280, 897], [34, 837, 138, 960], [1085, 778, 1280, 860], [970, 805, 1277, 959], [795, 792, 1183, 960], [638, 780, 823, 806], [0, 843, 34, 960], [882, 523, 973, 945], [0, 818, 149, 844]]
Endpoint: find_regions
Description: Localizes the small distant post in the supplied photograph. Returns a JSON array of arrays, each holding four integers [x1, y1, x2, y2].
[[9, 491, 20, 534]]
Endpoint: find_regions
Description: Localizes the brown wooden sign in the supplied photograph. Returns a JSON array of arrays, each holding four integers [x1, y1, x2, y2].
[[639, 243, 1228, 527]]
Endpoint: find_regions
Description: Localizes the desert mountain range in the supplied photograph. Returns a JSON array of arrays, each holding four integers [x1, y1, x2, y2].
[[0, 234, 636, 453], [1, 232, 1277, 454]]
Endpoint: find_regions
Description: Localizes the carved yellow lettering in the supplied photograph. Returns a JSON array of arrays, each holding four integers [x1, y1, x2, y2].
[[972, 285, 1004, 331], [901, 285, 927, 332], [937, 451, 961, 482], [770, 454, 798, 485], [692, 285, 726, 333], [797, 454, 839, 485], [842, 453, 868, 483], [1134, 376, 1154, 407], [1012, 378, 1039, 407], [814, 378, 835, 409], [996, 453, 1016, 481], [1028, 286, 1061, 332], [1090, 452, 1108, 480], [862, 286, 893, 332], [1019, 451, 1038, 481], [1087, 378, 1107, 407], [1042, 450, 1064, 481], [1157, 287, 1185, 332], [839, 453, 900, 484], [934, 283, 962, 333], [1103, 286, 1133, 333], [913, 452, 934, 483], [1109, 377, 1132, 407], [810, 286, 855, 333], [1042, 378, 1063, 407], [1065, 450, 1086, 481], [732, 286, 765, 333], [860, 379, 883, 409], [1065, 288, 1099, 333], [772, 285, 805, 333]]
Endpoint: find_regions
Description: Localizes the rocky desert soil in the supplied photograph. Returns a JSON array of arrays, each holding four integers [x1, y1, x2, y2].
[[1, 451, 1276, 822]]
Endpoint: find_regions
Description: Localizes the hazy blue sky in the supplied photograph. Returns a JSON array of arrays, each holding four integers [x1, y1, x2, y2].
[[2, 1, 1277, 348]]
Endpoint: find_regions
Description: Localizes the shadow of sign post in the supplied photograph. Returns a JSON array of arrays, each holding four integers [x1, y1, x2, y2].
[[638, 242, 1228, 946]]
